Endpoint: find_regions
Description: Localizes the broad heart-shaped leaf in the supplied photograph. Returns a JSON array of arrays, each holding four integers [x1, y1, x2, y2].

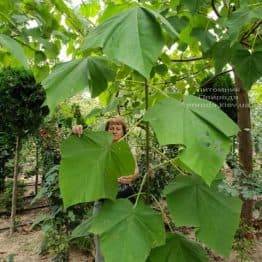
[[81, 7, 167, 79], [163, 175, 242, 257], [59, 131, 135, 208], [231, 47, 262, 90], [0, 34, 28, 68], [143, 95, 239, 184], [147, 233, 208, 262], [42, 57, 114, 114], [88, 199, 166, 262]]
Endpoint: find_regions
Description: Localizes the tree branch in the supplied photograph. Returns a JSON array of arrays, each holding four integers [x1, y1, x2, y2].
[[241, 20, 262, 41], [171, 57, 204, 62], [211, 0, 221, 18]]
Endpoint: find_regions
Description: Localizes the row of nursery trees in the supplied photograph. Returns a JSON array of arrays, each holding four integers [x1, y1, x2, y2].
[[0, 0, 261, 261]]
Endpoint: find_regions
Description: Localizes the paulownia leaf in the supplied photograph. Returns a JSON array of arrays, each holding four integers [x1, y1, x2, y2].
[[60, 131, 135, 208], [81, 7, 177, 78], [0, 34, 28, 68], [231, 47, 262, 90], [42, 57, 114, 114], [88, 199, 166, 262], [143, 95, 239, 184], [163, 175, 242, 256], [148, 233, 208, 262]]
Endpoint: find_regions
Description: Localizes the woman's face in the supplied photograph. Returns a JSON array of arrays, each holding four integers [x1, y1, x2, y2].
[[108, 123, 124, 142]]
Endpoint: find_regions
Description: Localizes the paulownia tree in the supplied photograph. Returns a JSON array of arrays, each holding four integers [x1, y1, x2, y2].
[[1, 0, 261, 260]]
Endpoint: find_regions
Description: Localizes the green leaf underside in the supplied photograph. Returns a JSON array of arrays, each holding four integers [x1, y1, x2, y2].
[[81, 7, 165, 78], [143, 95, 239, 184], [148, 233, 208, 262], [42, 57, 114, 114], [163, 175, 242, 256], [0, 34, 28, 68], [60, 131, 135, 208], [89, 199, 166, 262], [231, 48, 262, 90]]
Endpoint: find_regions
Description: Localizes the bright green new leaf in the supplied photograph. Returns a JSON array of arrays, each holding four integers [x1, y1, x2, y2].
[[143, 95, 239, 184], [231, 47, 262, 90], [88, 199, 166, 262], [0, 34, 28, 68], [148, 233, 208, 262], [82, 7, 172, 78], [80, 1, 100, 17], [60, 131, 135, 208], [42, 57, 114, 114], [163, 175, 242, 256]]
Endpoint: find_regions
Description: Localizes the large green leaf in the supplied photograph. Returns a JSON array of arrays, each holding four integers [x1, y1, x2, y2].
[[88, 199, 166, 262], [231, 47, 262, 90], [0, 34, 28, 68], [148, 233, 208, 262], [82, 7, 170, 78], [60, 131, 135, 208], [143, 95, 239, 184], [163, 175, 242, 256], [42, 57, 114, 114]]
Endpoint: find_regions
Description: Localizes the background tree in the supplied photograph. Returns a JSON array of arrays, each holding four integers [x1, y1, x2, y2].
[[0, 67, 48, 234]]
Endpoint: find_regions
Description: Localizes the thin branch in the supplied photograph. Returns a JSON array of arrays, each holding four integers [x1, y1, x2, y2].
[[211, 0, 221, 18], [171, 57, 204, 62], [241, 20, 262, 41]]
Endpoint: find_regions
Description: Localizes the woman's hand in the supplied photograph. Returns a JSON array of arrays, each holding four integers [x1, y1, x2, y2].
[[72, 124, 83, 137], [117, 175, 137, 185]]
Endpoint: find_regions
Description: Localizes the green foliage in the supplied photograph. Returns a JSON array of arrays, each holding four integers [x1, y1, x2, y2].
[[82, 6, 176, 78], [144, 95, 239, 184], [231, 47, 262, 90], [0, 34, 28, 68], [148, 233, 208, 262], [0, 67, 49, 137], [32, 165, 92, 259], [75, 199, 165, 262], [0, 179, 25, 212], [43, 57, 115, 115], [164, 175, 242, 256], [3, 1, 261, 260], [198, 73, 237, 122], [60, 131, 135, 207], [0, 131, 15, 191], [233, 223, 255, 261]]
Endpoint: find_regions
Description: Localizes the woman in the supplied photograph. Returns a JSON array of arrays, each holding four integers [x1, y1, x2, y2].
[[72, 116, 139, 187], [72, 117, 139, 262]]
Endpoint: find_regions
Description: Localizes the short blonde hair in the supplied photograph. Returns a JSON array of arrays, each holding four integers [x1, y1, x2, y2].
[[105, 117, 128, 135]]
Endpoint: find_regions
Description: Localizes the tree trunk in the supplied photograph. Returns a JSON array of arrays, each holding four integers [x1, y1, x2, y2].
[[235, 73, 253, 225], [0, 160, 5, 192], [10, 136, 20, 235], [34, 140, 39, 195]]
